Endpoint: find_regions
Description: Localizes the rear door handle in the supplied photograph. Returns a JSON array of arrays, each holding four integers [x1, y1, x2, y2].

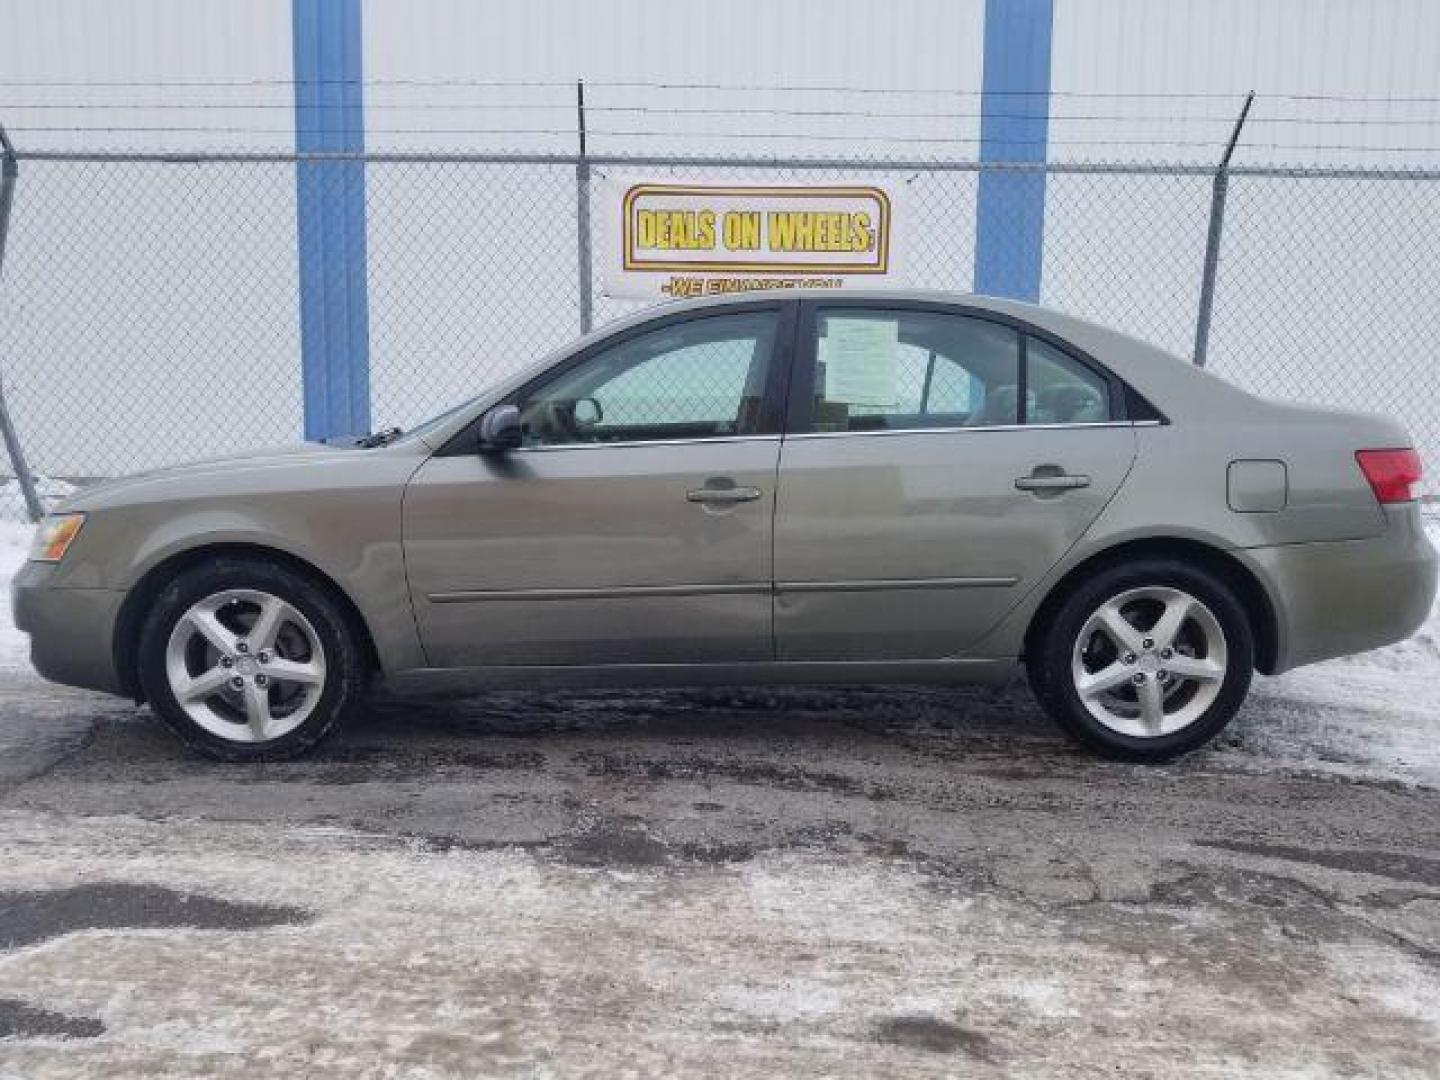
[[687, 486, 762, 504], [1015, 474, 1091, 491]]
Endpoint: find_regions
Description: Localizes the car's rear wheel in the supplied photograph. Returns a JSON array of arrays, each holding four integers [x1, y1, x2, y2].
[[137, 557, 368, 760], [1028, 558, 1254, 760]]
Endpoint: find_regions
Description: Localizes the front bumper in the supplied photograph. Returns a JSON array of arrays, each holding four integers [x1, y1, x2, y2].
[[1247, 504, 1437, 673], [10, 561, 127, 696]]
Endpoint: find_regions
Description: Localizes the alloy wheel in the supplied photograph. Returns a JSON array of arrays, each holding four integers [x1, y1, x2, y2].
[[163, 589, 327, 743], [1070, 586, 1228, 738]]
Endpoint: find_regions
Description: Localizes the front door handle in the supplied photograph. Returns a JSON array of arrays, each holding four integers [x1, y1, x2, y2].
[[1015, 474, 1091, 491], [687, 485, 763, 504]]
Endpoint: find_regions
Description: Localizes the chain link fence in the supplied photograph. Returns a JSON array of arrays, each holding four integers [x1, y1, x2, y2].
[[1, 150, 1437, 520]]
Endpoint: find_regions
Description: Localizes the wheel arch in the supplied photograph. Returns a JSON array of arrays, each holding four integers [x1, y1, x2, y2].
[[1022, 536, 1280, 675], [113, 542, 382, 702]]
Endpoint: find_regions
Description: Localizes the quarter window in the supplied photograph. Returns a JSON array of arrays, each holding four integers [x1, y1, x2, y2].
[[516, 311, 779, 447], [1025, 337, 1114, 424]]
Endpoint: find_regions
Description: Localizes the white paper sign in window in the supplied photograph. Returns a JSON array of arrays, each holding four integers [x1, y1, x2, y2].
[[822, 317, 899, 407]]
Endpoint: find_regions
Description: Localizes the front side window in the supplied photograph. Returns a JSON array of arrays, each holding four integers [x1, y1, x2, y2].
[[807, 309, 1022, 432], [516, 311, 779, 447]]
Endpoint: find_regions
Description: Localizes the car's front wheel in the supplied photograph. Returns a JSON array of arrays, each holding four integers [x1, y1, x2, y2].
[[137, 557, 369, 760], [1028, 558, 1255, 760]]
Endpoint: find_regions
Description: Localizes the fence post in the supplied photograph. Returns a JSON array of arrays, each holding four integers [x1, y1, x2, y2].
[[575, 81, 594, 335], [0, 126, 44, 523], [1192, 92, 1254, 368]]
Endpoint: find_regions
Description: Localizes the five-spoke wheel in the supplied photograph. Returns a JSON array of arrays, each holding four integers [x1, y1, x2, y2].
[[1071, 586, 1228, 738], [165, 590, 328, 744], [1029, 558, 1254, 760], [139, 558, 368, 760]]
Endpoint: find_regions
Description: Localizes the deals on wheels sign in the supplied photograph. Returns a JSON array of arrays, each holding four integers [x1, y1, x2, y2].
[[600, 178, 899, 301]]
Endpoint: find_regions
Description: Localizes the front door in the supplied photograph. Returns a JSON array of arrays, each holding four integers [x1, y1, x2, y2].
[[773, 302, 1138, 660], [403, 305, 791, 668]]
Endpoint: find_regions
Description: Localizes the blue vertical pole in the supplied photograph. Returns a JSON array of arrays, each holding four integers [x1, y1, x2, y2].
[[973, 0, 1054, 302], [293, 0, 370, 440]]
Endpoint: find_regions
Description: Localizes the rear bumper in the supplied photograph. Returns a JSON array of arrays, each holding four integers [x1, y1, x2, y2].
[[1247, 504, 1437, 673], [10, 561, 126, 696]]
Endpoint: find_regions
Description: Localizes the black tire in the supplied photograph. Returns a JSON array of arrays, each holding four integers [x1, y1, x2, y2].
[[1027, 557, 1255, 761], [137, 556, 370, 761]]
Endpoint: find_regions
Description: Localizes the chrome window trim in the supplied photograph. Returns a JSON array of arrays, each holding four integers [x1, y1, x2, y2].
[[783, 420, 1160, 441], [511, 434, 784, 454], [466, 420, 1160, 454]]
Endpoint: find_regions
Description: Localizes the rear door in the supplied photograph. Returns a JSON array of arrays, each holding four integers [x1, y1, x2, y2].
[[773, 301, 1138, 660]]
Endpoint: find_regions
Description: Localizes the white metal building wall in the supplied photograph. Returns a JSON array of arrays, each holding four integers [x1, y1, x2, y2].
[[1, 1, 1438, 474], [1054, 0, 1440, 166]]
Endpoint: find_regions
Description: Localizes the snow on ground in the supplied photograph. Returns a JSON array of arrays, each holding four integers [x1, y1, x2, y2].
[[0, 810, 1434, 1078], [0, 519, 34, 672]]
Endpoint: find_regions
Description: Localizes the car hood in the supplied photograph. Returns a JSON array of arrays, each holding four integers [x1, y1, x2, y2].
[[57, 441, 397, 512]]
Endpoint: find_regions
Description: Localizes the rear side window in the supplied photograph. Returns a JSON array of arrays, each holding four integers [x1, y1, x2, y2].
[[807, 309, 1022, 432], [1025, 337, 1114, 425]]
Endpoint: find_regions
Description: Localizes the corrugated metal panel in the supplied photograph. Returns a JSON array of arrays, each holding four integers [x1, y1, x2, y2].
[[0, 1, 302, 474], [366, 0, 985, 89], [4, 1, 1435, 163], [1052, 0, 1440, 165], [0, 0, 294, 153], [361, 0, 988, 156]]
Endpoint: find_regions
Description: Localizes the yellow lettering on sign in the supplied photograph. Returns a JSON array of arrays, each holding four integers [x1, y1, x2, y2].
[[767, 211, 876, 253], [636, 209, 659, 249], [851, 211, 875, 252], [722, 211, 761, 250], [636, 208, 716, 250]]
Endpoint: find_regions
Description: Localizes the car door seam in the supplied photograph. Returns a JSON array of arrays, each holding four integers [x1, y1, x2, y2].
[[398, 452, 440, 668]]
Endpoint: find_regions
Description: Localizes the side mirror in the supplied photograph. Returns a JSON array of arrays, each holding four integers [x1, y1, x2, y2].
[[477, 404, 523, 453], [573, 396, 603, 427]]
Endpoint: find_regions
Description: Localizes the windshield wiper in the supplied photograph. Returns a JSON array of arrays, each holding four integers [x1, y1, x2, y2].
[[357, 426, 403, 448]]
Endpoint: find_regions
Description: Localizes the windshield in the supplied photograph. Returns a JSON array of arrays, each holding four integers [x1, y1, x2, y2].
[[389, 395, 482, 443]]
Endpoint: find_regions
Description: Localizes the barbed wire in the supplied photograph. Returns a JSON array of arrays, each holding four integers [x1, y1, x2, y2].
[[3, 83, 1436, 161], [0, 123, 1409, 148], [3, 77, 1440, 106], [7, 123, 1440, 156], [6, 102, 1440, 129]]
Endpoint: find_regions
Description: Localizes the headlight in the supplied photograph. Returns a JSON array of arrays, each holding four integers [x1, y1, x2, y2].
[[29, 513, 86, 563]]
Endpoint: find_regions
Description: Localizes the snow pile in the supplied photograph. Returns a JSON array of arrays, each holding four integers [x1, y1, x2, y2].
[[0, 475, 69, 669], [0, 519, 34, 670]]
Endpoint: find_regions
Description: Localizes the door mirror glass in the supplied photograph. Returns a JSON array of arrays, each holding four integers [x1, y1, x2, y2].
[[477, 403, 523, 452], [572, 396, 603, 427]]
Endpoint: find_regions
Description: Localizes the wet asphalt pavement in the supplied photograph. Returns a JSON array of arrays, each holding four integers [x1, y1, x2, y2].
[[0, 670, 1437, 1076]]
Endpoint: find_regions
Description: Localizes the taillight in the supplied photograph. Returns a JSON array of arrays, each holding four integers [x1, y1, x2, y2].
[[1355, 448, 1423, 504]]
